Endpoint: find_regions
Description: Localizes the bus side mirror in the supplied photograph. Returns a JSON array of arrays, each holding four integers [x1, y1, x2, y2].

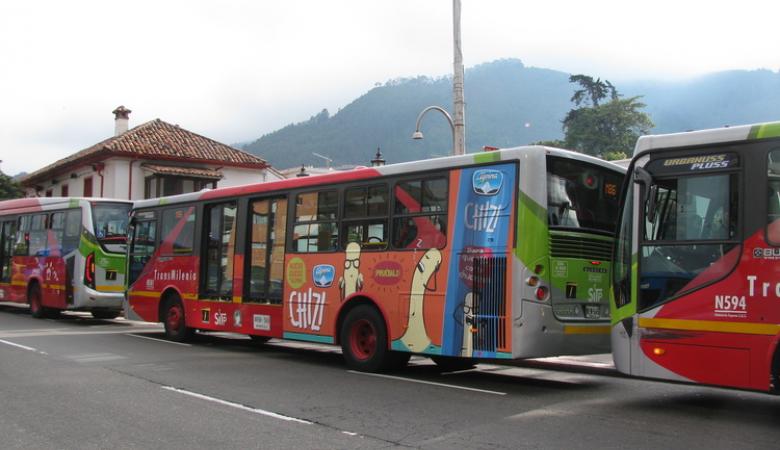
[[634, 167, 658, 223]]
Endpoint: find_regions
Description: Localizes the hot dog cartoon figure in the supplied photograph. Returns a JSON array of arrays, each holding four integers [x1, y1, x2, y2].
[[339, 242, 363, 301], [400, 248, 442, 351]]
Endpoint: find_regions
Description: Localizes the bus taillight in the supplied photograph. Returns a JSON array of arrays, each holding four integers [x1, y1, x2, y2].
[[85, 253, 96, 289], [535, 286, 549, 301]]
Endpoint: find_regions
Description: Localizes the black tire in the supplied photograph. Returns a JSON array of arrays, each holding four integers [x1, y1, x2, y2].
[[28, 284, 46, 319], [340, 304, 390, 372], [249, 335, 271, 345], [386, 351, 412, 371], [162, 295, 193, 342], [91, 310, 121, 320], [431, 355, 477, 372]]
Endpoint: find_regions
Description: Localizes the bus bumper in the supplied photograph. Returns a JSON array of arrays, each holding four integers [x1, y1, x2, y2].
[[72, 286, 125, 311], [511, 300, 611, 358]]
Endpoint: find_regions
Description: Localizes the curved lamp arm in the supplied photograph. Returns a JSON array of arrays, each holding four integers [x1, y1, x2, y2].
[[412, 106, 455, 153]]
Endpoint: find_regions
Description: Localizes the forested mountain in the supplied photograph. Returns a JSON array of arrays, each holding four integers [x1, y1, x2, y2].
[[240, 59, 780, 168]]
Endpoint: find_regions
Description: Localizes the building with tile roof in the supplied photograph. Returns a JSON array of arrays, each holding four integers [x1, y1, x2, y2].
[[21, 106, 282, 199]]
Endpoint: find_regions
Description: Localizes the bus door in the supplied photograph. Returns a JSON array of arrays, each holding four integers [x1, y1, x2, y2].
[[243, 197, 288, 336], [0, 220, 15, 299], [633, 151, 744, 384], [611, 168, 640, 374], [43, 211, 68, 309]]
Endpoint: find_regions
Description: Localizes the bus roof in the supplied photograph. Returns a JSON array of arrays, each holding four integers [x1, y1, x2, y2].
[[634, 121, 780, 155], [0, 197, 131, 216], [132, 145, 625, 210]]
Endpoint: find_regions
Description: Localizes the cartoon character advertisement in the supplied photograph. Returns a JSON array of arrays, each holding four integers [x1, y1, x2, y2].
[[283, 163, 514, 357]]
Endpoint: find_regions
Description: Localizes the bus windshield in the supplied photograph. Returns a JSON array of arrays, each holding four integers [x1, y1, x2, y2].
[[92, 203, 131, 253], [547, 157, 624, 234]]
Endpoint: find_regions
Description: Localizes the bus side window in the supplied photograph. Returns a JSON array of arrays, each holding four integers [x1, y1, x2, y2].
[[767, 149, 780, 245], [49, 212, 66, 256], [63, 209, 82, 254], [28, 214, 48, 256], [14, 216, 30, 256], [342, 184, 388, 250], [293, 191, 339, 252], [391, 177, 448, 249], [161, 207, 196, 255]]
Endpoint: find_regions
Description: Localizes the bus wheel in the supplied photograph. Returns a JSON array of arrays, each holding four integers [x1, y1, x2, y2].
[[163, 296, 193, 342], [431, 355, 476, 372], [91, 310, 120, 320], [340, 305, 389, 372], [28, 284, 45, 319]]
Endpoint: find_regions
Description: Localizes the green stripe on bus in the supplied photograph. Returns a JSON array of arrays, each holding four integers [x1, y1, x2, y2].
[[514, 190, 549, 266], [748, 122, 780, 140], [283, 332, 334, 344], [474, 151, 501, 164]]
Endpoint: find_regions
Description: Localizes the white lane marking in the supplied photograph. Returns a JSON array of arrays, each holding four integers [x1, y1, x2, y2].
[[128, 334, 192, 347], [161, 386, 312, 424], [348, 370, 507, 396], [68, 353, 127, 363], [0, 327, 163, 339], [0, 338, 38, 352]]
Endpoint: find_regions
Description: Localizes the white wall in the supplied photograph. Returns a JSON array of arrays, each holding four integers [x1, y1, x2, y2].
[[219, 166, 281, 188], [28, 158, 280, 199]]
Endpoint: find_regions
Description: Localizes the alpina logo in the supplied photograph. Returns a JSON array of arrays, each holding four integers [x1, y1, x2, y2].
[[472, 169, 503, 195], [373, 261, 402, 285], [312, 264, 335, 288]]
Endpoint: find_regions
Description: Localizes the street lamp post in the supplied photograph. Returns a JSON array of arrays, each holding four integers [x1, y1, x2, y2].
[[452, 0, 465, 156], [411, 0, 465, 156]]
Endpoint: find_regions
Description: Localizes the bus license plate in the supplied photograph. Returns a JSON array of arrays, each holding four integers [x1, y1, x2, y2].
[[585, 305, 601, 319]]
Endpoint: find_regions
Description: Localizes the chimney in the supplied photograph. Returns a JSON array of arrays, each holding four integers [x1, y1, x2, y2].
[[112, 105, 132, 136]]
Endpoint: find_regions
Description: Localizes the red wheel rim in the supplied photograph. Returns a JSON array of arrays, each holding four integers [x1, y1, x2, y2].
[[349, 319, 377, 360], [167, 304, 183, 332]]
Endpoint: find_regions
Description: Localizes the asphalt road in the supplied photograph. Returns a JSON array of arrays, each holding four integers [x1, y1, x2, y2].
[[1, 302, 779, 450]]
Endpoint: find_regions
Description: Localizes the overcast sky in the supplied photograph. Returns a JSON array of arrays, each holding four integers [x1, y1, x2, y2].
[[2, 0, 779, 175]]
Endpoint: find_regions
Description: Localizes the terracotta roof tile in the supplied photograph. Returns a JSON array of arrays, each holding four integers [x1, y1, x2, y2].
[[142, 163, 223, 179], [23, 119, 267, 185]]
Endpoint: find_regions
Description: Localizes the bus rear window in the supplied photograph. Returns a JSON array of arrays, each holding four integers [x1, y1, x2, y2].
[[547, 157, 624, 234], [92, 203, 131, 253]]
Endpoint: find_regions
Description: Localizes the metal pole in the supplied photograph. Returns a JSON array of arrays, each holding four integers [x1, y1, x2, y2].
[[452, 0, 465, 155]]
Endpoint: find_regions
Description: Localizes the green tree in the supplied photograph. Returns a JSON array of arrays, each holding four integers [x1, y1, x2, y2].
[[532, 139, 566, 148], [0, 170, 23, 200], [569, 75, 617, 107], [602, 150, 628, 161], [563, 75, 653, 157]]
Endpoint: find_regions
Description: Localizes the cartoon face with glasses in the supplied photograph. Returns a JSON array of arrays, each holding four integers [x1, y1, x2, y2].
[[339, 242, 364, 301]]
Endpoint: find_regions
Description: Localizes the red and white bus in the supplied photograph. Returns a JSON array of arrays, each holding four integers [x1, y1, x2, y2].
[[126, 146, 624, 371], [0, 197, 131, 318], [611, 121, 780, 392]]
